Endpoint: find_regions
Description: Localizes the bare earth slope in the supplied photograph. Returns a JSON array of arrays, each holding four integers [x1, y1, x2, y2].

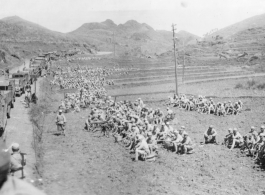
[[210, 13, 265, 38], [0, 16, 97, 68]]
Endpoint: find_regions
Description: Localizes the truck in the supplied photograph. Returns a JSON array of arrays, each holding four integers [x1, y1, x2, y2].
[[10, 72, 29, 96], [22, 68, 36, 84], [0, 80, 16, 108], [13, 79, 27, 97], [0, 82, 15, 117], [0, 89, 15, 138]]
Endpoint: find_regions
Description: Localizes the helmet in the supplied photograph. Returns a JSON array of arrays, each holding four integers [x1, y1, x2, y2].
[[12, 143, 20, 151]]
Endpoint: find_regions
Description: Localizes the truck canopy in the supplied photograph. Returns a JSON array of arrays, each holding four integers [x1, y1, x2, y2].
[[0, 81, 10, 91], [11, 72, 28, 78]]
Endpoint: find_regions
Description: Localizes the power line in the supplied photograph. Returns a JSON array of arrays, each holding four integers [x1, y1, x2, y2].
[[113, 32, 116, 57]]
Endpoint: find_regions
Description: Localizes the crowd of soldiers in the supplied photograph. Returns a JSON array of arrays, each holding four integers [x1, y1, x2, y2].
[[168, 94, 243, 116], [49, 63, 264, 164], [86, 98, 195, 161], [84, 95, 264, 164], [223, 126, 265, 164]]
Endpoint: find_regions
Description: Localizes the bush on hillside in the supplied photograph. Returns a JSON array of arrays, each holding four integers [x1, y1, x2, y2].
[[235, 83, 244, 89], [257, 83, 265, 89], [235, 78, 265, 90], [246, 79, 256, 88]]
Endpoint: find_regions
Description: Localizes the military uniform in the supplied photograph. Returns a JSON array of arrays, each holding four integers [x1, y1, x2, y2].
[[56, 112, 66, 134]]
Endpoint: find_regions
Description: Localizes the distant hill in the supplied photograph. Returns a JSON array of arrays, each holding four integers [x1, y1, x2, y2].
[[69, 20, 200, 56], [157, 30, 200, 45], [0, 16, 201, 65], [0, 16, 97, 67], [208, 13, 265, 38]]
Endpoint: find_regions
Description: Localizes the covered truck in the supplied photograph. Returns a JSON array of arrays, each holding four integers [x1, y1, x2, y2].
[[10, 72, 28, 96], [0, 89, 15, 139]]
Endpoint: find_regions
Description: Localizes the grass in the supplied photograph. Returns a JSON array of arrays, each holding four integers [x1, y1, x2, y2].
[[235, 78, 265, 90], [246, 79, 256, 89], [235, 83, 244, 89], [29, 78, 54, 176]]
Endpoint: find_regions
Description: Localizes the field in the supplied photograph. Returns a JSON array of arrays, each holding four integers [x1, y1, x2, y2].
[[34, 55, 265, 195]]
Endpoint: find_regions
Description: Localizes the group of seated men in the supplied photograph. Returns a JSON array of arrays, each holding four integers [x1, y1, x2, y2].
[[223, 126, 265, 161], [85, 98, 195, 161], [168, 94, 242, 116]]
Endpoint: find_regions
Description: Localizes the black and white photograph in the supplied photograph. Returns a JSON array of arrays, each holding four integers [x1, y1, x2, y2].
[[0, 0, 265, 194]]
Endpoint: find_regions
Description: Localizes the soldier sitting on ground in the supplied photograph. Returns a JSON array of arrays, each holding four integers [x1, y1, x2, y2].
[[230, 128, 244, 150], [172, 130, 183, 153], [223, 128, 233, 146], [146, 132, 158, 153], [177, 133, 194, 154], [204, 125, 217, 144], [242, 126, 259, 154], [135, 135, 150, 161]]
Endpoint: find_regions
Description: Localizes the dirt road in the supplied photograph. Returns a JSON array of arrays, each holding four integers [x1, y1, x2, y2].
[[5, 59, 40, 181]]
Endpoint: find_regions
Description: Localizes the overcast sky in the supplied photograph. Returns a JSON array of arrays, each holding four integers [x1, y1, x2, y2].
[[0, 0, 265, 36]]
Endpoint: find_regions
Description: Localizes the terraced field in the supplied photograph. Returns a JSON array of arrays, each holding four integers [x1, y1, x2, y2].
[[97, 56, 263, 96], [67, 52, 265, 98]]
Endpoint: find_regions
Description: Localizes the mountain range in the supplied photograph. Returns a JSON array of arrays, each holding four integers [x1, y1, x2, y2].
[[69, 19, 200, 55], [1, 12, 265, 67], [0, 16, 200, 66]]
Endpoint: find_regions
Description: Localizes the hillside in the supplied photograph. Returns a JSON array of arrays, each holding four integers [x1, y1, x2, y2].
[[69, 20, 200, 56], [0, 16, 98, 68], [208, 13, 265, 39]]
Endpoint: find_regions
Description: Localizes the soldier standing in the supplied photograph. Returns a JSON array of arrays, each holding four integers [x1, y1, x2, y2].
[[56, 110, 66, 136], [0, 140, 46, 195], [10, 143, 26, 178]]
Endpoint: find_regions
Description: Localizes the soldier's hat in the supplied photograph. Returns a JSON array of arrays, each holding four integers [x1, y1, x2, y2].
[[12, 143, 20, 151]]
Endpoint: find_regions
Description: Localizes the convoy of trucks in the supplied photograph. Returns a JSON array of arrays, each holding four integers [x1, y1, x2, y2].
[[0, 58, 44, 138]]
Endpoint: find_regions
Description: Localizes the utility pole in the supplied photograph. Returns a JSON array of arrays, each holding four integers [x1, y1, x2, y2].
[[172, 24, 178, 95], [113, 32, 116, 57], [35, 78, 37, 96], [182, 40, 185, 83]]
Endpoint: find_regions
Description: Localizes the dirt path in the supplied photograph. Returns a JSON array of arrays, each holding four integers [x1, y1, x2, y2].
[[5, 91, 38, 181], [5, 59, 41, 182]]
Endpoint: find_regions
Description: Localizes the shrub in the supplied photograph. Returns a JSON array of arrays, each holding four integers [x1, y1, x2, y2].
[[256, 83, 265, 90], [246, 79, 256, 88], [235, 83, 244, 89]]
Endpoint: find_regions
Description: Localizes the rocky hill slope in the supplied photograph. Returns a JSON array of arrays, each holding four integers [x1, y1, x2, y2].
[[207, 13, 265, 39], [0, 16, 97, 68], [69, 19, 200, 56]]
